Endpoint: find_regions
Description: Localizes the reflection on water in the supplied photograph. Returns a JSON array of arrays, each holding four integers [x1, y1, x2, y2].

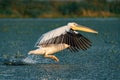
[[0, 18, 120, 80]]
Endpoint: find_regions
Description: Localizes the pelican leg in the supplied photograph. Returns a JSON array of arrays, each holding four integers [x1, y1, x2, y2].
[[44, 54, 59, 62]]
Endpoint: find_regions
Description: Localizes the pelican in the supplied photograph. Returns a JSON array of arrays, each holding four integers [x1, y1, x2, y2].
[[28, 22, 98, 62]]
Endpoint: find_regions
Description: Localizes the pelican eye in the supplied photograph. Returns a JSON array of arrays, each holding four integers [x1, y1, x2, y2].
[[73, 23, 77, 26]]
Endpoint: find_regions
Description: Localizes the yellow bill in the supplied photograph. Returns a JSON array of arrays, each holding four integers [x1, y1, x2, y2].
[[72, 25, 98, 34]]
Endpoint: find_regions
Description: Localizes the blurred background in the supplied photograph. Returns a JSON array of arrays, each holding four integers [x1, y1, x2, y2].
[[0, 0, 120, 18], [0, 0, 120, 80]]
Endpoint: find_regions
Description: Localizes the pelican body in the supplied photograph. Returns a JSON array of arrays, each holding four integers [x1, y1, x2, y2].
[[29, 44, 69, 61], [28, 22, 98, 62]]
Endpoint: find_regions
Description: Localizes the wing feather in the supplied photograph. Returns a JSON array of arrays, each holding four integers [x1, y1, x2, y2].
[[35, 26, 69, 47], [35, 28, 92, 52]]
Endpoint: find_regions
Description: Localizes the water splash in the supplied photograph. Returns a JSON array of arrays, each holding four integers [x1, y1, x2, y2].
[[1, 55, 56, 65], [22, 55, 56, 64], [22, 55, 37, 64]]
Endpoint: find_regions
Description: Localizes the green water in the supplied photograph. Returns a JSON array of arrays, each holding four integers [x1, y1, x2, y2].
[[0, 18, 120, 80]]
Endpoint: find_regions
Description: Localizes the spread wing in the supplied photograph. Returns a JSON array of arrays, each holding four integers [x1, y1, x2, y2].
[[35, 27, 92, 52]]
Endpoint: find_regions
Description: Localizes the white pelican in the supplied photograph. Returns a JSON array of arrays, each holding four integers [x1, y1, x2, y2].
[[28, 22, 98, 62]]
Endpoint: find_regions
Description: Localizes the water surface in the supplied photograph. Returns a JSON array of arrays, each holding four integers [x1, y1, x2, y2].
[[0, 18, 120, 80]]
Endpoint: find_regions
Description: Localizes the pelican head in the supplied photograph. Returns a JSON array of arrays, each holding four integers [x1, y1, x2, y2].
[[68, 22, 98, 34]]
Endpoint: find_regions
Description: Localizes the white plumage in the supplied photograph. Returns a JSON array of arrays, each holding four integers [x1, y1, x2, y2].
[[28, 22, 98, 62], [35, 25, 70, 47]]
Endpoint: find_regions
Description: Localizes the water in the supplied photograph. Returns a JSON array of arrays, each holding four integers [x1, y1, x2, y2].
[[0, 18, 120, 80]]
